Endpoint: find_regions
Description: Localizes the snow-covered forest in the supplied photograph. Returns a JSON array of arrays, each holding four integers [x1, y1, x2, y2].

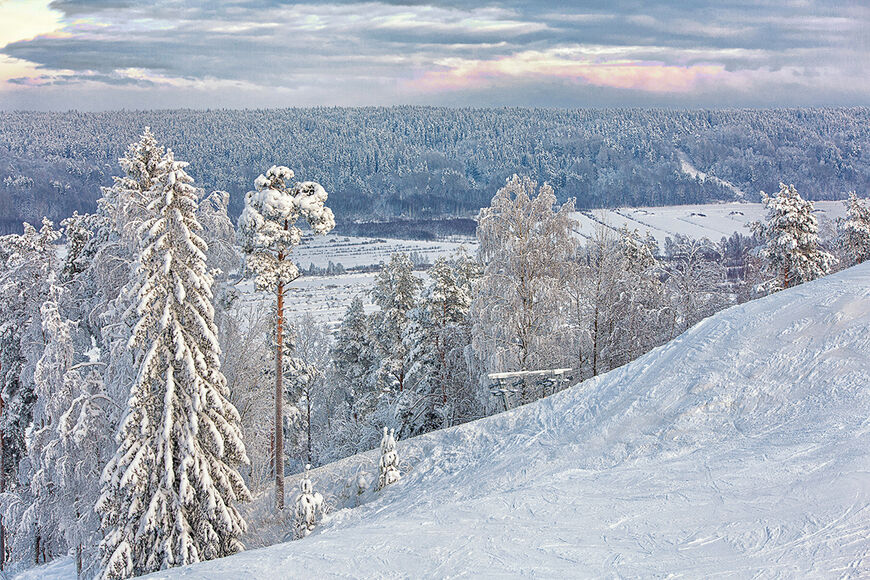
[[2, 107, 870, 234], [1, 123, 869, 579]]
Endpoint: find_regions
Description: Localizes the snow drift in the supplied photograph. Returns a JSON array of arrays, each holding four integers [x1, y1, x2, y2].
[[27, 263, 870, 579]]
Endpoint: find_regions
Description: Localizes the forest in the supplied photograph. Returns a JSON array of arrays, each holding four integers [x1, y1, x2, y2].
[[2, 107, 870, 234]]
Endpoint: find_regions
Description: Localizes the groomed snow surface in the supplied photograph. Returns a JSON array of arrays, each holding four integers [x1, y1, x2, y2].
[[23, 263, 870, 579]]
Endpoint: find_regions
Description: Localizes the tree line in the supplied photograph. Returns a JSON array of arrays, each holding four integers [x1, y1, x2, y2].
[[2, 107, 870, 234]]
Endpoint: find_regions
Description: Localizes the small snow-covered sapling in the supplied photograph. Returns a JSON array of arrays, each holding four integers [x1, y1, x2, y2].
[[378, 426, 401, 490], [294, 464, 324, 539]]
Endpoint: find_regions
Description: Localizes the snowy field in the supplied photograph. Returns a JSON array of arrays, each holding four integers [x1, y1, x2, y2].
[[58, 261, 864, 579], [229, 233, 475, 327], [291, 232, 474, 270], [573, 200, 847, 246]]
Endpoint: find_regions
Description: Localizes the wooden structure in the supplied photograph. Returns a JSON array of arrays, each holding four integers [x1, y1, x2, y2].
[[488, 368, 573, 411]]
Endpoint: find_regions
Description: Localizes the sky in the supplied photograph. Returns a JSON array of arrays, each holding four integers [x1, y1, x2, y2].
[[0, 0, 867, 110]]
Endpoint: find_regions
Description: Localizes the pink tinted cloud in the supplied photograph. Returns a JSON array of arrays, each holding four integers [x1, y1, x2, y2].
[[408, 50, 727, 94]]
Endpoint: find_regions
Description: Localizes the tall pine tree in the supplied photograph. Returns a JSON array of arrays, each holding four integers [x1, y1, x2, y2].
[[237, 165, 335, 511]]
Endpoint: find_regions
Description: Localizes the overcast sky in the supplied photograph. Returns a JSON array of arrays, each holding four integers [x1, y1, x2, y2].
[[0, 0, 867, 110]]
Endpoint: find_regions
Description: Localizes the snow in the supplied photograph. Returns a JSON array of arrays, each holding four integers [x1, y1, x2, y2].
[[13, 555, 76, 580], [677, 151, 746, 199], [574, 201, 847, 246], [127, 261, 870, 579], [290, 232, 473, 270]]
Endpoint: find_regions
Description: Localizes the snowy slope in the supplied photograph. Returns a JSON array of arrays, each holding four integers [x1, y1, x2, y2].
[[23, 264, 869, 579], [134, 262, 870, 579]]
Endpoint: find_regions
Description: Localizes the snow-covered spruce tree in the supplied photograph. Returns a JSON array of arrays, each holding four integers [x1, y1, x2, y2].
[[104, 127, 166, 250], [400, 253, 478, 437], [293, 465, 323, 540], [237, 166, 335, 511], [97, 128, 170, 413], [0, 218, 61, 493], [329, 296, 379, 458], [839, 192, 870, 266], [377, 427, 400, 490], [471, 175, 575, 405], [751, 183, 836, 292], [97, 151, 250, 580], [370, 253, 422, 395]]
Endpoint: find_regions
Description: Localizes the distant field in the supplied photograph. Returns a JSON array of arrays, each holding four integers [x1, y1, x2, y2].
[[574, 200, 848, 246], [291, 232, 473, 270], [234, 233, 474, 327]]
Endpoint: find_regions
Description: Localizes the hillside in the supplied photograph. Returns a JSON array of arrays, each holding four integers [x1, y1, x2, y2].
[[3, 107, 870, 234], [20, 263, 870, 579]]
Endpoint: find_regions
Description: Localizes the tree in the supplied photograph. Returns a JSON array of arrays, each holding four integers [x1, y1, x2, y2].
[[400, 253, 478, 436], [97, 128, 170, 416], [662, 235, 727, 333], [838, 192, 870, 266], [594, 226, 666, 371], [752, 183, 835, 292], [471, 175, 576, 403], [331, 296, 375, 412], [369, 253, 422, 395], [377, 427, 400, 490], [53, 358, 111, 579], [13, 291, 113, 575], [16, 294, 75, 566], [237, 166, 335, 511], [0, 218, 60, 493], [97, 151, 250, 579], [330, 296, 379, 457], [293, 465, 323, 540]]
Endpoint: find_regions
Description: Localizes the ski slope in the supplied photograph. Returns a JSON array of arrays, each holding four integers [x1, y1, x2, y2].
[[130, 262, 870, 579], [20, 264, 870, 579]]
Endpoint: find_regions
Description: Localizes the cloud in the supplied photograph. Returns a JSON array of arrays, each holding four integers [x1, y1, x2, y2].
[[407, 47, 728, 93], [0, 0, 868, 108]]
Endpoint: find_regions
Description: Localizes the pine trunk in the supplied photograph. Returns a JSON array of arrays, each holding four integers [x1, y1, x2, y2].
[[275, 277, 285, 511]]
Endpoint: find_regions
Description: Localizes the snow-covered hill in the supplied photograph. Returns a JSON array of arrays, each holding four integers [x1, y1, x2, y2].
[[23, 263, 870, 579], [137, 262, 870, 578]]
